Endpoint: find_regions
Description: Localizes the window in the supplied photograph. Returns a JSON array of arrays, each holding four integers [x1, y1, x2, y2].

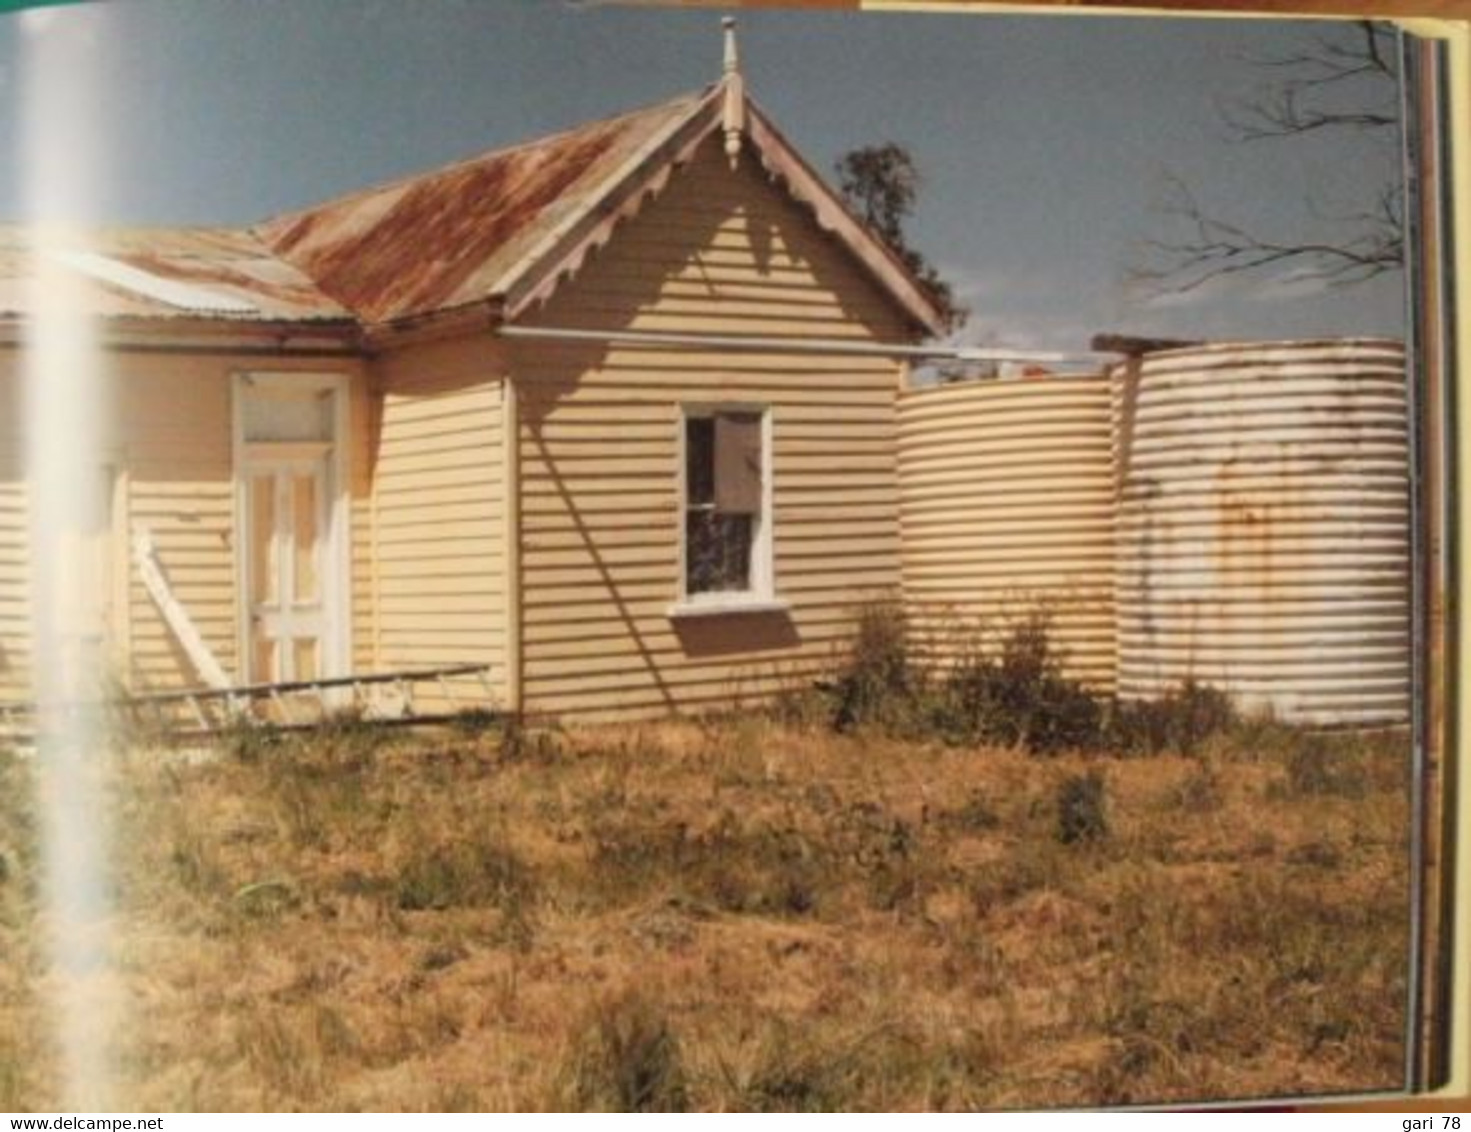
[[680, 406, 772, 607]]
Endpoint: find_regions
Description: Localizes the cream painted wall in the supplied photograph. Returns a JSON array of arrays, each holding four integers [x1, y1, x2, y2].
[[512, 136, 911, 719], [0, 346, 368, 700]]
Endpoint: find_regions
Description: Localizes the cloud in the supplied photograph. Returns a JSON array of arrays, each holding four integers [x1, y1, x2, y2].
[[1247, 268, 1335, 302], [932, 264, 1002, 307], [1134, 272, 1238, 311], [936, 262, 1062, 307], [1133, 264, 1336, 312], [1140, 289, 1210, 311]]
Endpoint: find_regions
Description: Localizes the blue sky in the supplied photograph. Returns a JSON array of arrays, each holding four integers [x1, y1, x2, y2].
[[0, 0, 1406, 349]]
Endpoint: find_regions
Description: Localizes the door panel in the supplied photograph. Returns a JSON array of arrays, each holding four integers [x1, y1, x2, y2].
[[245, 456, 328, 684], [249, 472, 278, 608], [292, 473, 319, 604]]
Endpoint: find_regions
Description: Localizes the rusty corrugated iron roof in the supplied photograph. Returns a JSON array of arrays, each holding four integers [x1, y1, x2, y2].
[[2, 80, 947, 338], [254, 92, 710, 327], [0, 225, 352, 323]]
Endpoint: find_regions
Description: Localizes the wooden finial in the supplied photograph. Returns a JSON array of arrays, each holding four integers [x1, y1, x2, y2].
[[721, 17, 745, 170], [723, 16, 739, 76]]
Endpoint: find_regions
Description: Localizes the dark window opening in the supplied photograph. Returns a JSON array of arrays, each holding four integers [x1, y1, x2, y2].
[[684, 410, 763, 596]]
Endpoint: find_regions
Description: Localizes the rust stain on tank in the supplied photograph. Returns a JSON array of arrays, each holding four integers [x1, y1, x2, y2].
[[1116, 338, 1409, 725], [1217, 458, 1275, 603]]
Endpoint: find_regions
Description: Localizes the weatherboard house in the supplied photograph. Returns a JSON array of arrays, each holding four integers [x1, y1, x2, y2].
[[0, 27, 948, 723]]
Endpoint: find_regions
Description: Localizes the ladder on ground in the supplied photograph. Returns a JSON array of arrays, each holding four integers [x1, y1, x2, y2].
[[0, 663, 501, 745]]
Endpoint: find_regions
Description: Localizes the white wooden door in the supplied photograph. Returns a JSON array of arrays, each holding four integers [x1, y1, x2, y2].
[[245, 453, 328, 684]]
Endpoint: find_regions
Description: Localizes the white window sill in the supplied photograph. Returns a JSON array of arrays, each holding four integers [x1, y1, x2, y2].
[[667, 597, 791, 619]]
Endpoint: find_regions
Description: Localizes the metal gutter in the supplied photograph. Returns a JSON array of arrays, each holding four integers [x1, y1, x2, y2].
[[497, 324, 1116, 366], [0, 332, 361, 357]]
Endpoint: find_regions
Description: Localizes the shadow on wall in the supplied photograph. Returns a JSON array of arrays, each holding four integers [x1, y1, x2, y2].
[[672, 609, 799, 659], [507, 137, 903, 708], [512, 135, 895, 419]]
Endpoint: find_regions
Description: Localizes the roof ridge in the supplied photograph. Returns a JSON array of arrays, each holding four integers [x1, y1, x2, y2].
[[254, 86, 713, 236]]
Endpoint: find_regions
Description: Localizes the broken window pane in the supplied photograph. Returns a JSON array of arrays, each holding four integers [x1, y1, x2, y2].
[[686, 416, 715, 507], [686, 510, 753, 594]]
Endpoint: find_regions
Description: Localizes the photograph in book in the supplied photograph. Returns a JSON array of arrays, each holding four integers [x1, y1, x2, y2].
[[0, 0, 1455, 1112]]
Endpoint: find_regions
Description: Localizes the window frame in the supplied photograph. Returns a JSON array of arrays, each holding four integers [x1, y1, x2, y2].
[[671, 402, 782, 617]]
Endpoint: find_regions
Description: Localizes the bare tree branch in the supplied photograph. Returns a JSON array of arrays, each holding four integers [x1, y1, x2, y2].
[[1131, 171, 1402, 297], [1218, 21, 1398, 139], [1136, 20, 1403, 297]]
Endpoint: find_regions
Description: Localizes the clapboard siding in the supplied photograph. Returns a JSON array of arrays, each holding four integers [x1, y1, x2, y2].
[[121, 356, 370, 693], [0, 367, 28, 702], [369, 336, 506, 710], [898, 376, 1117, 691], [514, 136, 909, 720], [1, 351, 372, 700]]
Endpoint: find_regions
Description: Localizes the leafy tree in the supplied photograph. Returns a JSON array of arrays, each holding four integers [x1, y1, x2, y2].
[[1134, 20, 1402, 296], [834, 142, 967, 333]]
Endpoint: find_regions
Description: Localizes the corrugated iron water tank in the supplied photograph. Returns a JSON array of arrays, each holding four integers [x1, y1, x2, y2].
[[897, 375, 1117, 690], [1113, 338, 1410, 725]]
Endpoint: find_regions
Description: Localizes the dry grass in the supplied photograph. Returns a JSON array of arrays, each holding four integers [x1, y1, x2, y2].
[[0, 710, 1410, 1111]]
